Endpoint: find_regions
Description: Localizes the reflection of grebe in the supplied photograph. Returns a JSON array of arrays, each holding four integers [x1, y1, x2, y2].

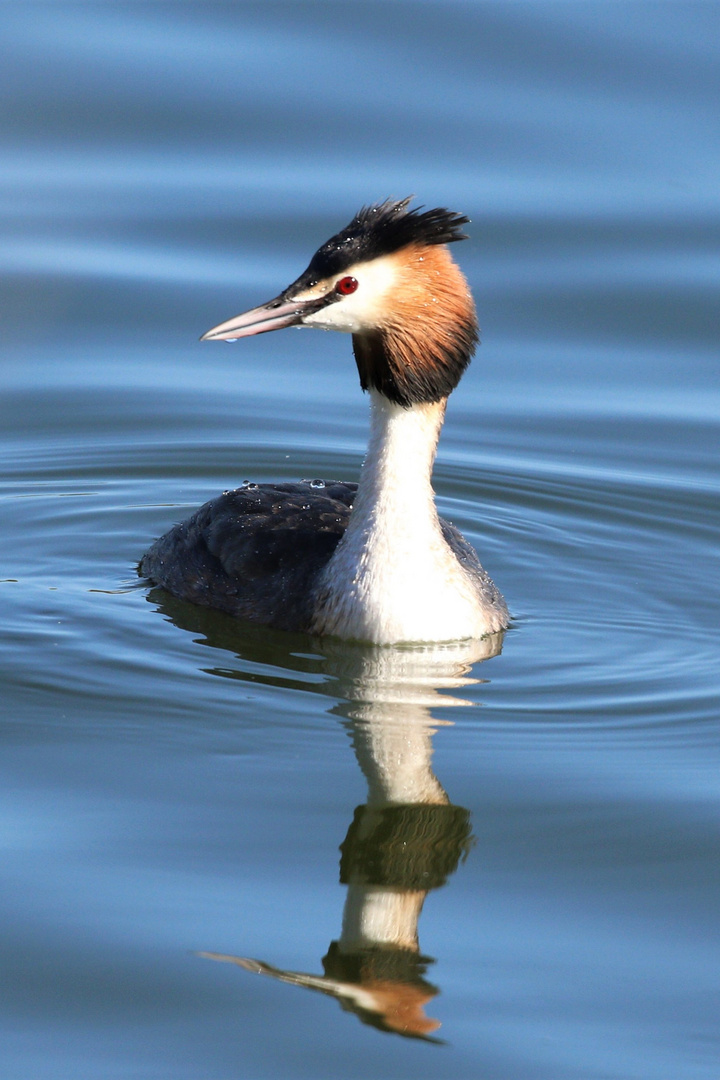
[[141, 198, 509, 644], [198, 638, 501, 1042]]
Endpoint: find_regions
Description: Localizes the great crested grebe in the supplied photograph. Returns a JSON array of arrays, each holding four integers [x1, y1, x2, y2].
[[140, 198, 509, 644]]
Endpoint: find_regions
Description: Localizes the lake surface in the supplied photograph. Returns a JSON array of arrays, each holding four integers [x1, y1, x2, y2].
[[1, 3, 719, 1078]]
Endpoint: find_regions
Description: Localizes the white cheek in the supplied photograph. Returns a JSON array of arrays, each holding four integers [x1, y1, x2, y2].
[[303, 256, 398, 333], [304, 300, 365, 333]]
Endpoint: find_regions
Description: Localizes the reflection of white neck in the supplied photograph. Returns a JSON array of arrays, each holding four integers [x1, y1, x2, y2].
[[341, 886, 425, 951], [341, 668, 449, 953], [312, 391, 488, 643], [351, 702, 447, 805]]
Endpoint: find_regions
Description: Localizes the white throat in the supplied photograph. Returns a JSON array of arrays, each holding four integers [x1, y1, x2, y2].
[[311, 391, 486, 643]]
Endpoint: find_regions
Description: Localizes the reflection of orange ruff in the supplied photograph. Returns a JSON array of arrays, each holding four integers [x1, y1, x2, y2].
[[361, 980, 441, 1038]]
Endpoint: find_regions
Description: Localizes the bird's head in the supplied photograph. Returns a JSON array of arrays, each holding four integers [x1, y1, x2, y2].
[[202, 198, 479, 407]]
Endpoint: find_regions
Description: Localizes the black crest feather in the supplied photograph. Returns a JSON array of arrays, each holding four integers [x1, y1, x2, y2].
[[304, 197, 470, 281]]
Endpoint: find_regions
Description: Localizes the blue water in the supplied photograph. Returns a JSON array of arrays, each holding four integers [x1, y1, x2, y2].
[[1, 3, 719, 1078]]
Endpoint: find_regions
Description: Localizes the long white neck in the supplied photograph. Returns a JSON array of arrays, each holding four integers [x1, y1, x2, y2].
[[351, 390, 444, 552], [311, 391, 485, 643]]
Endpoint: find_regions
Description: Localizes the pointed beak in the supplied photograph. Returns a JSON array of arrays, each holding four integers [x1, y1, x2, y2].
[[201, 292, 329, 342]]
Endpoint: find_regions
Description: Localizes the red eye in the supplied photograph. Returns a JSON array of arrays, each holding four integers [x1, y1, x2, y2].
[[335, 276, 358, 296]]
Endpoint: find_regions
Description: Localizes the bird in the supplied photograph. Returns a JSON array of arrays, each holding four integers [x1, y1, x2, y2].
[[140, 197, 509, 644]]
